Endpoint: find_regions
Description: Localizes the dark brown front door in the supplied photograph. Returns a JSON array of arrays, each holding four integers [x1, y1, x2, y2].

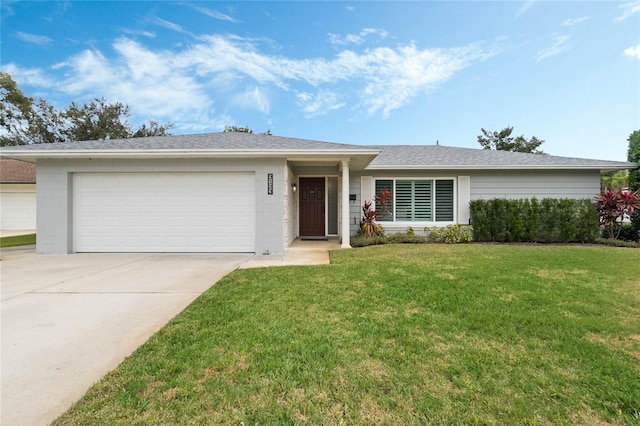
[[300, 177, 325, 237]]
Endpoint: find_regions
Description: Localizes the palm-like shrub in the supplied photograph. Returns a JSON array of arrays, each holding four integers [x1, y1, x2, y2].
[[593, 189, 640, 239]]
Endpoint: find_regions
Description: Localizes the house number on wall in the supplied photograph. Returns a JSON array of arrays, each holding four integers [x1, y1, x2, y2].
[[267, 173, 273, 195]]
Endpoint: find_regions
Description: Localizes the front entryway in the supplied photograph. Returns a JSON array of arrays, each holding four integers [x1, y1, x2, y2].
[[299, 177, 325, 237]]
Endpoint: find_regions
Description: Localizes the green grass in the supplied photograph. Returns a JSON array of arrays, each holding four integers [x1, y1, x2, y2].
[[54, 245, 640, 425], [0, 233, 36, 247]]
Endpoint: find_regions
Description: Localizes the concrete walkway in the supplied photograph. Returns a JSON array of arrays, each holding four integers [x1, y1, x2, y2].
[[0, 229, 36, 238], [0, 240, 338, 425], [0, 248, 251, 426], [239, 238, 340, 268]]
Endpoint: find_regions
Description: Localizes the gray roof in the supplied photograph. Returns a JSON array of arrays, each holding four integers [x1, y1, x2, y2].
[[366, 145, 637, 170], [0, 133, 635, 171], [0, 132, 370, 152]]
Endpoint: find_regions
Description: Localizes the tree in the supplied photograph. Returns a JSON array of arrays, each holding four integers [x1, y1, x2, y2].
[[0, 72, 173, 146], [593, 188, 640, 239], [28, 98, 66, 144], [629, 130, 640, 192], [223, 125, 271, 135], [224, 125, 253, 133], [477, 126, 545, 153], [0, 72, 34, 146], [131, 120, 173, 138], [63, 98, 131, 141], [600, 170, 629, 192], [627, 130, 640, 235], [62, 98, 174, 141]]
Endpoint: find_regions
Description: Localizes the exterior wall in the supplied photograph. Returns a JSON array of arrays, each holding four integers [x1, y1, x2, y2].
[[36, 158, 287, 254], [350, 169, 602, 236], [283, 164, 298, 247], [469, 170, 600, 200], [0, 183, 37, 230], [349, 172, 363, 236]]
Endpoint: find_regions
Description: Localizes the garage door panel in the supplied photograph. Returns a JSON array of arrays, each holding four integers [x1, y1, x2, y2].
[[73, 173, 255, 252], [1, 191, 37, 230]]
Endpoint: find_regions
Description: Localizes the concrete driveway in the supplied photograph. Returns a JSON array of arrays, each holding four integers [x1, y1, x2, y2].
[[0, 246, 251, 426]]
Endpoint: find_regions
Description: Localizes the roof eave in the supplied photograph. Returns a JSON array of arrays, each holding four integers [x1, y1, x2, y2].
[[366, 163, 638, 171], [0, 148, 381, 161]]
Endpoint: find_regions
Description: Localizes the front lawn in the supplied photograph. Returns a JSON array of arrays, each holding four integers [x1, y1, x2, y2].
[[55, 245, 640, 425], [0, 233, 36, 247]]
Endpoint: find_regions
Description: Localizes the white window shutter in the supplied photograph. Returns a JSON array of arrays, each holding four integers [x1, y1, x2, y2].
[[457, 176, 471, 224], [361, 176, 373, 207]]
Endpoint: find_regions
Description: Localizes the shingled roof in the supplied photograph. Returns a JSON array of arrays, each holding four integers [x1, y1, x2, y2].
[[366, 145, 637, 171], [0, 132, 370, 152], [0, 159, 36, 183], [0, 133, 636, 172]]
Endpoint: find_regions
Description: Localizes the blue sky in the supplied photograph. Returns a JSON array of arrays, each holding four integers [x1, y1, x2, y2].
[[1, 1, 639, 161]]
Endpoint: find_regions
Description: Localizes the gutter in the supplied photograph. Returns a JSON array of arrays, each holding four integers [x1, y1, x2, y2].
[[366, 163, 638, 171], [0, 149, 382, 161]]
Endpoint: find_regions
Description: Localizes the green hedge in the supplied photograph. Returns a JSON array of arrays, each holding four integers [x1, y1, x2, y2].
[[470, 198, 599, 243]]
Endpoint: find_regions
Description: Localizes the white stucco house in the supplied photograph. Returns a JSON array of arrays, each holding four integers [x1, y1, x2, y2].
[[0, 158, 37, 231], [0, 132, 636, 254]]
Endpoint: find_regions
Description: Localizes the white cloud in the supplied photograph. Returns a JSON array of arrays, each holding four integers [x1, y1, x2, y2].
[[191, 5, 238, 22], [233, 86, 270, 114], [50, 39, 213, 126], [120, 28, 156, 39], [153, 17, 187, 34], [614, 2, 640, 22], [328, 28, 388, 46], [536, 35, 572, 62], [1, 63, 55, 87], [562, 16, 589, 26], [515, 0, 536, 18], [296, 91, 345, 118], [10, 33, 496, 129], [624, 44, 640, 59], [15, 31, 53, 46]]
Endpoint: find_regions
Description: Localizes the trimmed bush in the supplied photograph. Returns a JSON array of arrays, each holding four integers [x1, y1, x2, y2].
[[350, 232, 427, 248], [630, 210, 640, 241], [388, 232, 427, 244], [596, 238, 640, 248], [616, 223, 640, 242], [470, 198, 599, 243], [350, 234, 389, 247], [425, 224, 473, 244]]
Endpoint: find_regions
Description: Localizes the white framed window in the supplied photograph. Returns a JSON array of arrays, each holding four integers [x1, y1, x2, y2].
[[374, 178, 455, 223]]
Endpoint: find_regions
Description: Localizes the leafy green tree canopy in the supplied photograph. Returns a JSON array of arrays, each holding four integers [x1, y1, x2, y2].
[[628, 130, 640, 192], [223, 125, 271, 135], [477, 126, 545, 154], [601, 170, 629, 192], [0, 72, 34, 146], [0, 72, 173, 146]]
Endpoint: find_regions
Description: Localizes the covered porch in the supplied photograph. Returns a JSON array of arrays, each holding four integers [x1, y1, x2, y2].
[[284, 153, 375, 250]]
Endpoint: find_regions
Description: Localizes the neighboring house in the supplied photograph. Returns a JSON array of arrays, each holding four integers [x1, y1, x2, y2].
[[0, 133, 635, 254], [0, 158, 36, 231]]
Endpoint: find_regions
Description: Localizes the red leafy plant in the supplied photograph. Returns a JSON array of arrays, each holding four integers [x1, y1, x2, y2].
[[593, 188, 640, 239], [359, 189, 392, 237], [359, 201, 384, 236], [375, 188, 392, 220]]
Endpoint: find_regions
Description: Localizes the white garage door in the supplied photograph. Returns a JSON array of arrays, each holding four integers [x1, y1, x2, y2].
[[0, 189, 36, 230], [73, 173, 255, 252]]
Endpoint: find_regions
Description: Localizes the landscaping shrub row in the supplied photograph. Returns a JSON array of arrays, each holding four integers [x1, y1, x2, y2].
[[470, 198, 600, 243]]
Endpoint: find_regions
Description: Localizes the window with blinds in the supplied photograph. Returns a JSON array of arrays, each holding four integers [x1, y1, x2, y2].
[[375, 180, 393, 222], [396, 180, 432, 221], [435, 180, 454, 221], [374, 178, 455, 223]]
